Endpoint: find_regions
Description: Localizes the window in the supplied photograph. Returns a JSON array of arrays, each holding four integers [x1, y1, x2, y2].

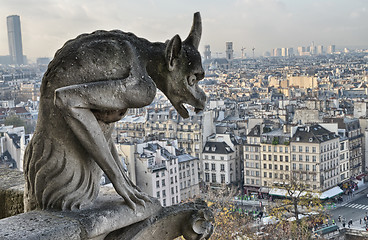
[[163, 199, 166, 206], [292, 146, 296, 152], [264, 172, 267, 177], [292, 154, 296, 161], [306, 165, 310, 171], [299, 155, 303, 161], [305, 147, 309, 153], [274, 164, 278, 170], [156, 181, 160, 188], [299, 164, 303, 170], [220, 164, 225, 172], [275, 173, 278, 179], [157, 191, 160, 198], [279, 147, 283, 152], [205, 163, 209, 170], [274, 146, 277, 152], [212, 173, 216, 183], [293, 163, 296, 170], [263, 146, 266, 151], [280, 165, 283, 170], [211, 163, 216, 171], [306, 155, 310, 162], [285, 156, 289, 162], [269, 164, 272, 169], [205, 173, 210, 182], [163, 190, 166, 197], [221, 174, 225, 183], [285, 147, 288, 153], [313, 165, 316, 171], [312, 147, 316, 153], [162, 179, 165, 186], [263, 154, 266, 160], [299, 146, 303, 152], [274, 155, 277, 161], [268, 155, 272, 161], [264, 164, 267, 169], [280, 155, 283, 162], [286, 165, 289, 171], [313, 156, 316, 162], [268, 146, 271, 152], [269, 172, 272, 178]]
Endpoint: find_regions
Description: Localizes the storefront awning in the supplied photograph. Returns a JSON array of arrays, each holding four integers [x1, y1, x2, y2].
[[320, 186, 343, 200]]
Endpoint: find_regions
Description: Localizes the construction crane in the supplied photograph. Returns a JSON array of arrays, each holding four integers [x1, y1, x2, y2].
[[252, 47, 255, 58]]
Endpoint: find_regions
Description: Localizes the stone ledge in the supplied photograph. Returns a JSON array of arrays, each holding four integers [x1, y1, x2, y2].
[[0, 188, 162, 240], [0, 168, 25, 219]]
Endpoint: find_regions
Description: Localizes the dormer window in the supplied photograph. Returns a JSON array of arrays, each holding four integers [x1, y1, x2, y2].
[[211, 147, 216, 151], [205, 147, 210, 151]]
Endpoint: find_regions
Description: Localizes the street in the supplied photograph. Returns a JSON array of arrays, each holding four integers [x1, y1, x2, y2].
[[330, 187, 368, 229]]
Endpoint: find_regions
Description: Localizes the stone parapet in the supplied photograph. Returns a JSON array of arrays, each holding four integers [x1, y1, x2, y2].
[[0, 168, 24, 219]]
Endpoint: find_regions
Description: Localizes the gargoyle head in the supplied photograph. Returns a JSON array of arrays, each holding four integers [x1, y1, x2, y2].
[[157, 12, 206, 119]]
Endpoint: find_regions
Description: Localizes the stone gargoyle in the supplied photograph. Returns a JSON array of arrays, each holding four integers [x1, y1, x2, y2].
[[22, 12, 212, 239]]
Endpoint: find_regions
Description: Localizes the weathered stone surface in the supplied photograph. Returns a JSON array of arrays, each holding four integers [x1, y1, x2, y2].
[[24, 12, 206, 213], [106, 199, 214, 240], [0, 210, 82, 240], [0, 186, 162, 240], [0, 168, 24, 219]]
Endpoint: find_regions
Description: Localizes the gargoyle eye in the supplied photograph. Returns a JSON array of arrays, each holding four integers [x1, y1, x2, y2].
[[187, 75, 196, 86]]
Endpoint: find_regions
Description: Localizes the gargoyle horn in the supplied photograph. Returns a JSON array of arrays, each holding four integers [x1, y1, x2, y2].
[[184, 12, 202, 50]]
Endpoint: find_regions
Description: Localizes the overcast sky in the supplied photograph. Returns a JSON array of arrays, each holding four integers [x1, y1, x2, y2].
[[1, 0, 367, 61]]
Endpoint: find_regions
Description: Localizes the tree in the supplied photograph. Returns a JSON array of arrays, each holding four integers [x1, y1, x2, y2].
[[4, 114, 35, 134], [266, 177, 328, 239], [4, 114, 26, 127]]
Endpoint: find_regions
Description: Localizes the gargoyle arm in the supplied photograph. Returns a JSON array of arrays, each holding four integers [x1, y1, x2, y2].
[[54, 77, 152, 211]]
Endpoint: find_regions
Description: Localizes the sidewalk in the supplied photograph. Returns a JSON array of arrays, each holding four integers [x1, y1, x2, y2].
[[335, 181, 368, 208]]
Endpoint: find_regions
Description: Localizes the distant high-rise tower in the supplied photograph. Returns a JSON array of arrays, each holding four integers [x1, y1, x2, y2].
[[327, 45, 335, 54], [204, 45, 211, 60], [317, 45, 324, 55], [7, 15, 24, 65], [226, 42, 233, 61]]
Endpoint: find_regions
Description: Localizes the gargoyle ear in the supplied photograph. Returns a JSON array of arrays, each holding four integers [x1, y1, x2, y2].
[[166, 34, 182, 71]]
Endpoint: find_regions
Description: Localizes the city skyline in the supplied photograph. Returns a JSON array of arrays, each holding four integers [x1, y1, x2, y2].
[[0, 0, 367, 61]]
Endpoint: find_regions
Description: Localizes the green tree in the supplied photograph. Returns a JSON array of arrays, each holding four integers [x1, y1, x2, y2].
[[4, 114, 26, 127]]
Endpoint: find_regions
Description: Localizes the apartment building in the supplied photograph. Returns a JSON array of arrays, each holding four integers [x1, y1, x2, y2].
[[178, 154, 200, 200], [119, 141, 180, 207], [260, 128, 291, 188], [324, 118, 363, 177], [290, 125, 340, 192], [243, 124, 261, 193], [202, 139, 238, 186]]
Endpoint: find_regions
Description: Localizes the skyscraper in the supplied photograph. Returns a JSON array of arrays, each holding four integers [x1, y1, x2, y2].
[[7, 15, 24, 65]]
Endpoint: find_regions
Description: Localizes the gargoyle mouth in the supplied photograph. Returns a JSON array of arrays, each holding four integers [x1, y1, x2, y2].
[[176, 102, 204, 119]]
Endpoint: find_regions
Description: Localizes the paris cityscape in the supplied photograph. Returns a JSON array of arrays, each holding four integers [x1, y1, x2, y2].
[[1, 5, 368, 240]]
